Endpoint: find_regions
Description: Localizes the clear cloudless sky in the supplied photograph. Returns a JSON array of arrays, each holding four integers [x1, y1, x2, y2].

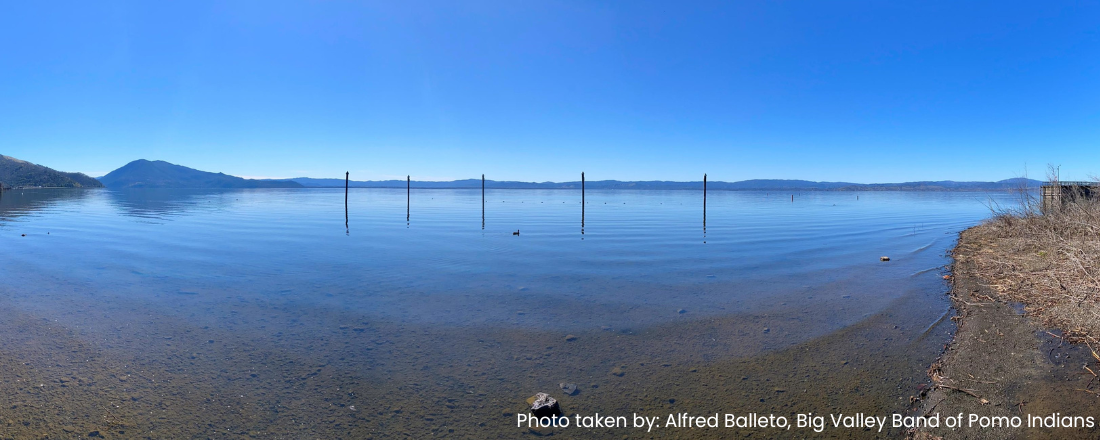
[[1, 1, 1098, 182]]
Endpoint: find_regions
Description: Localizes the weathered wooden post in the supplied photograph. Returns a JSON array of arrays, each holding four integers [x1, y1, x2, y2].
[[345, 171, 349, 228], [581, 172, 585, 235], [482, 174, 485, 229], [703, 173, 707, 220], [407, 175, 410, 222]]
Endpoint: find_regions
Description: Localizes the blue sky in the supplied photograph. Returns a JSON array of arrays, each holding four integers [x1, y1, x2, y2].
[[1, 1, 1097, 182]]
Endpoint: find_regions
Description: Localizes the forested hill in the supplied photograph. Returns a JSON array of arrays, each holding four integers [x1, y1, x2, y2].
[[0, 154, 104, 189], [99, 160, 303, 189]]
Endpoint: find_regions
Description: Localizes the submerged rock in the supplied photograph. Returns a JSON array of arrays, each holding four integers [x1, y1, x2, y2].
[[526, 392, 561, 418], [559, 383, 578, 395]]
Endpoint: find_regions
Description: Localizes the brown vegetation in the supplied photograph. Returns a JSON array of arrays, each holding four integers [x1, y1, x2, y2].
[[959, 188, 1100, 347]]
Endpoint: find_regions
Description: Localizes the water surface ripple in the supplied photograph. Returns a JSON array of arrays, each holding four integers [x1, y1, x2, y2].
[[0, 188, 1012, 438]]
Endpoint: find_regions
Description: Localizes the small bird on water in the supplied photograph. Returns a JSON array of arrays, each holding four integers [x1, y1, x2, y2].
[[513, 230, 520, 236]]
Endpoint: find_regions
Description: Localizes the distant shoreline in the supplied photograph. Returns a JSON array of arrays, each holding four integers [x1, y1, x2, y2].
[[4, 186, 1038, 192], [274, 176, 1046, 192]]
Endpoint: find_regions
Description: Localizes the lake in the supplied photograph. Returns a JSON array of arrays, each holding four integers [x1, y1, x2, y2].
[[0, 188, 1015, 438]]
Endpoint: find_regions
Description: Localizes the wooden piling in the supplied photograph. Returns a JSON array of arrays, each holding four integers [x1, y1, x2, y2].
[[345, 171, 349, 227], [407, 175, 410, 222], [581, 172, 585, 234], [703, 173, 707, 219], [482, 174, 485, 229]]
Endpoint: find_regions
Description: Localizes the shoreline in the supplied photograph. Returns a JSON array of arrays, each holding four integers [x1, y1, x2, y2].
[[911, 227, 1099, 439]]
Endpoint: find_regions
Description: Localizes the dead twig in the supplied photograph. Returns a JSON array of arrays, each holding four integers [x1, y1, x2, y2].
[[938, 384, 989, 404]]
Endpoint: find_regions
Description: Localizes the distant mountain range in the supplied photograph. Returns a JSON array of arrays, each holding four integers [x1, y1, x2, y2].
[[0, 155, 1052, 191], [99, 160, 303, 189], [0, 154, 104, 189], [286, 176, 1044, 191]]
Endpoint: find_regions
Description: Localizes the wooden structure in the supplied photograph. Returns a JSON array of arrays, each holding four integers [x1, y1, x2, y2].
[[1041, 181, 1099, 212]]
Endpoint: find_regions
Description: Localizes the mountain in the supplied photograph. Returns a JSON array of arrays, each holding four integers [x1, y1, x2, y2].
[[99, 160, 303, 189], [0, 154, 104, 189], [852, 178, 1045, 191], [286, 177, 1045, 191]]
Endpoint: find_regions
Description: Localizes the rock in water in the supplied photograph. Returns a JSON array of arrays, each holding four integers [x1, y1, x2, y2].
[[526, 392, 561, 418], [559, 383, 578, 395], [880, 256, 890, 261]]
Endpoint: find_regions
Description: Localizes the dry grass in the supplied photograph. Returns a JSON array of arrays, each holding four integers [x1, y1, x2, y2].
[[958, 192, 1100, 346]]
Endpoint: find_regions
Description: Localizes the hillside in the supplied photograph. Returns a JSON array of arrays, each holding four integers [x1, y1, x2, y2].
[[99, 160, 303, 189], [0, 154, 104, 189]]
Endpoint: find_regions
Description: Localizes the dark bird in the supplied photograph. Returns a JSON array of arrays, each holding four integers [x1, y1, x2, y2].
[[513, 230, 520, 236]]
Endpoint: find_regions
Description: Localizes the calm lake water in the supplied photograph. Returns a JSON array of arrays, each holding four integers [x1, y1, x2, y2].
[[0, 188, 1015, 438]]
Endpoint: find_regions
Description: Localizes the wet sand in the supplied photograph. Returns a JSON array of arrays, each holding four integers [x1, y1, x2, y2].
[[912, 237, 1100, 439]]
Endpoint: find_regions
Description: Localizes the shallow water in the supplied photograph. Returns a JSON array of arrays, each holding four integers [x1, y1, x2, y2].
[[0, 188, 1013, 438]]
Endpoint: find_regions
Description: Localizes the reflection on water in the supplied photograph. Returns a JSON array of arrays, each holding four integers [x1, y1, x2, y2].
[[105, 188, 243, 221], [0, 188, 1019, 438], [0, 188, 95, 223]]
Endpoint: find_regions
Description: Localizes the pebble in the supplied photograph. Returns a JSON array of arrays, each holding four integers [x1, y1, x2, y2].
[[610, 366, 625, 377], [564, 335, 577, 342]]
